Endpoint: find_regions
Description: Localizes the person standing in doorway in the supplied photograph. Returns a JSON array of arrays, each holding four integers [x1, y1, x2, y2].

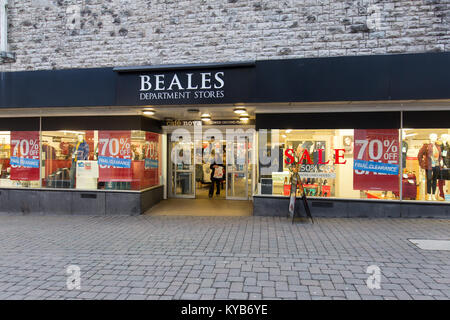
[[209, 153, 225, 198]]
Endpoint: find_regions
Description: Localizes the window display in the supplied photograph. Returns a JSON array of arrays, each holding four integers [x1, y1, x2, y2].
[[0, 130, 161, 191], [403, 129, 450, 202], [45, 130, 161, 191], [258, 128, 450, 203], [258, 129, 401, 201]]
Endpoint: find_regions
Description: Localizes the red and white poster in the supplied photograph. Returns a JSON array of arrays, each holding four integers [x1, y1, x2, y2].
[[10, 131, 40, 181], [98, 131, 132, 182], [353, 129, 400, 191], [144, 132, 159, 186]]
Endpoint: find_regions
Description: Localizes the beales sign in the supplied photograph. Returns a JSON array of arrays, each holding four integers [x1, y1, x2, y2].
[[116, 66, 255, 105], [139, 72, 225, 101]]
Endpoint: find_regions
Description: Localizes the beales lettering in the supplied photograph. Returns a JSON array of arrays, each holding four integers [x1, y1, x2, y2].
[[139, 72, 225, 101]]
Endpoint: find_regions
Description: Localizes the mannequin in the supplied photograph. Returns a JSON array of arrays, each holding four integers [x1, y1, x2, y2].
[[69, 134, 90, 188], [441, 134, 450, 168], [417, 133, 441, 201], [438, 134, 450, 199], [436, 139, 445, 200]]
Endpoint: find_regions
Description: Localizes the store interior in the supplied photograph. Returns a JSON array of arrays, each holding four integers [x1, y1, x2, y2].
[[170, 134, 252, 200]]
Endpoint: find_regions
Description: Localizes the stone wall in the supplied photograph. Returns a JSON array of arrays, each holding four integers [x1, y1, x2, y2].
[[1, 0, 449, 71]]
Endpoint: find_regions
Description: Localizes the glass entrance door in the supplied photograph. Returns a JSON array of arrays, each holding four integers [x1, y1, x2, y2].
[[169, 137, 195, 198], [226, 135, 249, 200]]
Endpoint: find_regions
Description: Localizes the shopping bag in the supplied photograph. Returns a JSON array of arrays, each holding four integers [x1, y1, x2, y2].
[[213, 166, 223, 179]]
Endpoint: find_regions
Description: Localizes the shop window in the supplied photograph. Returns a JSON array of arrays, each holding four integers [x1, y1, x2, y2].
[[41, 130, 161, 191], [402, 129, 450, 202], [257, 129, 402, 201]]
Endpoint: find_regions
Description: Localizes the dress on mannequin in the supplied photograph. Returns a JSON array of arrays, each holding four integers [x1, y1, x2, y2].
[[69, 136, 90, 188], [436, 140, 445, 200], [417, 136, 442, 200], [438, 135, 450, 199]]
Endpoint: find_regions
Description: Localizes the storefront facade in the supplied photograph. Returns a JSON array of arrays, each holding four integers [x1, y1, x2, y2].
[[1, 52, 450, 217]]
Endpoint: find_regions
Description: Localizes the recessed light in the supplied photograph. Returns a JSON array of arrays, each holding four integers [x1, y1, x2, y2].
[[201, 114, 211, 121], [239, 115, 249, 121], [234, 108, 247, 114], [286, 129, 292, 133], [143, 110, 155, 116]]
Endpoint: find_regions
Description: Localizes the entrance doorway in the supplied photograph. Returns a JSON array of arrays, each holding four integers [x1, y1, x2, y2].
[[168, 127, 254, 201]]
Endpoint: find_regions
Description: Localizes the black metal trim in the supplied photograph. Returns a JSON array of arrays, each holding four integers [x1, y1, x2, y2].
[[256, 112, 402, 130], [113, 61, 256, 73], [41, 115, 162, 132], [0, 117, 40, 131], [403, 111, 450, 128]]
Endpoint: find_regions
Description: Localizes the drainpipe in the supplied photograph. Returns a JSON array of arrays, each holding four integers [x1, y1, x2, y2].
[[1, 0, 15, 63]]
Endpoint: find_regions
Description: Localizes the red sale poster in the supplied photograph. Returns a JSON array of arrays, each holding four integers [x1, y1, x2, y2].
[[98, 131, 132, 182], [353, 129, 400, 191], [143, 132, 159, 187], [10, 131, 40, 181]]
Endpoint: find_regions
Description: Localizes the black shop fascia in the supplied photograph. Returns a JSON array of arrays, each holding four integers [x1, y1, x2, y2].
[[114, 62, 256, 106]]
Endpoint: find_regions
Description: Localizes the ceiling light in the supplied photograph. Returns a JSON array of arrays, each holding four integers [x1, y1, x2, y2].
[[234, 108, 247, 114], [59, 130, 85, 135], [239, 115, 249, 122], [286, 129, 292, 133], [143, 110, 155, 116], [201, 114, 211, 121], [281, 134, 287, 138], [404, 133, 418, 138]]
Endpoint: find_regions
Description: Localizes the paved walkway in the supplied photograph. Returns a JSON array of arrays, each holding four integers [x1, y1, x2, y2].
[[0, 215, 448, 300], [146, 199, 252, 216]]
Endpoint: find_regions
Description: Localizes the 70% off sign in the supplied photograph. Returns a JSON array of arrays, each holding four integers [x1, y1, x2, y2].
[[98, 136, 131, 168]]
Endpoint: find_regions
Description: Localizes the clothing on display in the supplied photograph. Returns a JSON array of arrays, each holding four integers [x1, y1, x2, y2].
[[402, 141, 408, 169], [72, 141, 90, 162], [42, 144, 56, 160], [418, 142, 442, 170], [70, 140, 90, 188], [418, 142, 442, 197], [443, 142, 450, 167]]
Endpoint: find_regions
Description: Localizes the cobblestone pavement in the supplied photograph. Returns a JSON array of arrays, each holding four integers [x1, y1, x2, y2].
[[0, 215, 448, 300]]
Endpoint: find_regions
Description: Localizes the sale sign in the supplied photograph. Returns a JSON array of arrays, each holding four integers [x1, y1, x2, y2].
[[144, 132, 159, 170], [98, 131, 132, 182], [353, 129, 400, 191], [143, 132, 159, 187], [10, 131, 40, 181]]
